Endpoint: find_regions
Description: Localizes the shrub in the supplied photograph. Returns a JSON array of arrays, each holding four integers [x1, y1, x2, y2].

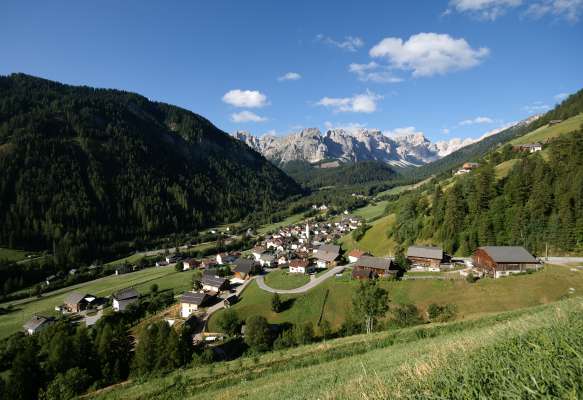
[[466, 273, 478, 283], [216, 309, 241, 336], [392, 304, 423, 328], [271, 293, 283, 313]]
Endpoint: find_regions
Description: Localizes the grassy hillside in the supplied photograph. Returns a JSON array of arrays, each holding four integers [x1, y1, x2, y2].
[[0, 265, 196, 339], [90, 296, 583, 400], [510, 113, 583, 145], [209, 264, 583, 334], [263, 269, 310, 290], [340, 214, 397, 256]]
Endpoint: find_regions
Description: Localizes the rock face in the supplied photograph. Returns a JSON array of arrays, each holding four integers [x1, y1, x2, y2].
[[236, 128, 444, 167]]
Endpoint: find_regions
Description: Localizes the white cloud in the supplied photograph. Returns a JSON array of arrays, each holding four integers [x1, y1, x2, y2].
[[554, 92, 570, 101], [222, 89, 268, 108], [459, 116, 494, 125], [526, 0, 583, 22], [523, 102, 551, 114], [442, 128, 451, 134], [316, 34, 364, 52], [278, 72, 302, 82], [323, 121, 367, 131], [317, 90, 382, 113], [370, 33, 489, 77], [384, 126, 426, 138], [231, 111, 268, 123], [348, 62, 403, 83], [447, 0, 523, 20]]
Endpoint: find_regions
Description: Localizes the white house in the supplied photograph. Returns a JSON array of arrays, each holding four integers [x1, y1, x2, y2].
[[112, 288, 139, 312], [259, 253, 275, 267], [180, 292, 208, 318], [347, 249, 366, 263], [23, 315, 54, 335], [289, 259, 315, 274]]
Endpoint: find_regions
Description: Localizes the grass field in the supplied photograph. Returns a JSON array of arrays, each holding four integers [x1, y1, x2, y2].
[[0, 248, 30, 262], [209, 264, 583, 334], [258, 212, 307, 235], [353, 200, 389, 221], [90, 296, 583, 400], [510, 113, 583, 145], [340, 214, 397, 256], [0, 265, 198, 339], [263, 269, 310, 290], [374, 177, 433, 199], [494, 158, 520, 180]]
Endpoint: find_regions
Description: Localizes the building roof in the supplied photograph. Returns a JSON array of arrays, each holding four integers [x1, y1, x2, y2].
[[201, 275, 228, 288], [64, 292, 88, 305], [23, 315, 53, 331], [354, 256, 394, 271], [180, 292, 207, 305], [407, 246, 444, 260], [478, 246, 538, 264], [260, 253, 275, 262], [316, 244, 340, 262], [347, 249, 366, 258], [289, 259, 310, 268], [112, 287, 139, 301], [233, 258, 256, 274], [352, 269, 372, 279]]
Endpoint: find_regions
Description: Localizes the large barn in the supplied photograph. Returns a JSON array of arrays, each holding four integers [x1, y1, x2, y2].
[[473, 246, 540, 278]]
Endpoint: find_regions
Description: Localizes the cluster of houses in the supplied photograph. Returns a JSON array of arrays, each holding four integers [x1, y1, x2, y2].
[[24, 287, 141, 335], [249, 214, 363, 273], [512, 143, 543, 153], [346, 244, 541, 280], [454, 162, 480, 176]]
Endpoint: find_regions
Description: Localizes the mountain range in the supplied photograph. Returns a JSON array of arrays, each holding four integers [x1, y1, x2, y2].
[[235, 121, 537, 167]]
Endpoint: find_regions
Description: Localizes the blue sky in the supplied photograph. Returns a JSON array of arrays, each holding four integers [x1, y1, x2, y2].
[[1, 0, 582, 142]]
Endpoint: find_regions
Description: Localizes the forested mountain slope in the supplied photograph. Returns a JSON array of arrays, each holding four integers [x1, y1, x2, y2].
[[282, 160, 399, 189], [0, 74, 302, 264], [391, 128, 583, 256]]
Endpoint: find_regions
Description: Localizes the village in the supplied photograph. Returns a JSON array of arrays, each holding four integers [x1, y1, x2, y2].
[[21, 207, 546, 341]]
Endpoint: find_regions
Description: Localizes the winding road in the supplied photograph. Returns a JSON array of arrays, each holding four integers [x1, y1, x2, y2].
[[256, 264, 350, 294]]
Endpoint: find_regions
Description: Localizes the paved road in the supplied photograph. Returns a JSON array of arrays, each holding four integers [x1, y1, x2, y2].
[[256, 264, 350, 294], [544, 257, 583, 265]]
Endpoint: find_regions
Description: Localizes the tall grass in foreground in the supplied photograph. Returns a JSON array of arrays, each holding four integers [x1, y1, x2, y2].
[[360, 304, 583, 399]]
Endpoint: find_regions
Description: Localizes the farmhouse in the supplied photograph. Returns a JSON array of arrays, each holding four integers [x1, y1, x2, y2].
[[183, 258, 201, 270], [112, 288, 139, 312], [201, 275, 229, 293], [63, 292, 96, 313], [473, 246, 540, 278], [180, 292, 208, 318], [289, 258, 315, 274], [233, 258, 258, 280], [455, 162, 480, 175], [352, 256, 397, 279], [347, 249, 367, 263], [23, 315, 54, 335], [513, 143, 543, 153], [407, 246, 447, 270], [314, 244, 340, 268], [216, 253, 237, 265], [259, 253, 275, 267]]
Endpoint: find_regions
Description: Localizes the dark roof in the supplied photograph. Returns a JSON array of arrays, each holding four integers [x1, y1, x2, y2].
[[64, 292, 88, 305], [407, 246, 443, 260], [233, 258, 256, 274], [23, 315, 53, 331], [354, 256, 394, 271], [316, 244, 340, 262], [224, 295, 238, 304], [112, 287, 139, 301], [180, 292, 208, 305], [478, 246, 538, 264], [352, 269, 372, 279], [201, 275, 228, 288]]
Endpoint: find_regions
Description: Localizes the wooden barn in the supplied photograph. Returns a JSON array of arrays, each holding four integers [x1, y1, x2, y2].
[[352, 256, 397, 279], [406, 246, 447, 269], [473, 246, 540, 278]]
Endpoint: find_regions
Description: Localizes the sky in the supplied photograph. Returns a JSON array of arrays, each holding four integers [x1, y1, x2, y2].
[[1, 0, 582, 143]]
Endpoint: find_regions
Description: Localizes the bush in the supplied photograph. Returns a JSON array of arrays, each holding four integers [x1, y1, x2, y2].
[[216, 309, 240, 336], [392, 304, 424, 328], [466, 273, 478, 283], [271, 293, 283, 313], [244, 316, 272, 352], [427, 303, 457, 322]]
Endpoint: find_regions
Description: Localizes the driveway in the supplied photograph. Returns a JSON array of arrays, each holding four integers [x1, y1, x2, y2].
[[256, 264, 350, 294], [544, 257, 583, 265]]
